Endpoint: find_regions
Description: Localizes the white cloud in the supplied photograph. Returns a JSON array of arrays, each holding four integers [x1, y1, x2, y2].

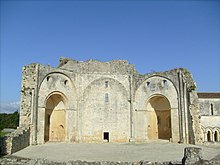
[[0, 101, 20, 114]]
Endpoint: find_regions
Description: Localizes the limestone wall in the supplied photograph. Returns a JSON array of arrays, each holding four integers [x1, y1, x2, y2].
[[199, 98, 220, 116], [133, 68, 202, 144], [0, 127, 30, 155], [134, 75, 179, 142], [201, 116, 220, 142], [18, 57, 203, 145], [20, 64, 39, 127], [37, 69, 77, 144], [80, 77, 130, 142], [58, 57, 136, 75], [199, 97, 220, 143]]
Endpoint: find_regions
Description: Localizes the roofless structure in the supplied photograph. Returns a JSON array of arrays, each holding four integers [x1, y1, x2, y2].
[[2, 57, 220, 155], [19, 57, 203, 145]]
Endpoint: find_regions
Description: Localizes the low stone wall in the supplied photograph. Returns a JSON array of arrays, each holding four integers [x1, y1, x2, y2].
[[0, 127, 30, 155]]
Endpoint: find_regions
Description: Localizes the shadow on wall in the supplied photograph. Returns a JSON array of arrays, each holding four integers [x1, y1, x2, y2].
[[0, 127, 30, 156]]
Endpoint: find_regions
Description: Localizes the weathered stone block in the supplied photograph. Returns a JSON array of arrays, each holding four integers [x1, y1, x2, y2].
[[182, 147, 203, 165]]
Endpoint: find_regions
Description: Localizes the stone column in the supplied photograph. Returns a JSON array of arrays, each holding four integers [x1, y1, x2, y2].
[[212, 131, 215, 142], [129, 75, 135, 141], [37, 107, 45, 144], [32, 64, 40, 145], [178, 71, 184, 143], [204, 131, 207, 142], [183, 82, 189, 143]]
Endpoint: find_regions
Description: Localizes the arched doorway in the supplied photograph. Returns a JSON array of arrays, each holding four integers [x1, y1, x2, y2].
[[147, 95, 172, 140], [44, 93, 66, 142]]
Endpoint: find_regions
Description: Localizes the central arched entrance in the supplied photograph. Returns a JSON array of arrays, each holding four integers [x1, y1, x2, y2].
[[147, 95, 172, 140], [44, 93, 66, 142]]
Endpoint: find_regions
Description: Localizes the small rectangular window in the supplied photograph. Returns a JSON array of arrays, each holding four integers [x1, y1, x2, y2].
[[105, 81, 108, 88], [105, 93, 109, 102], [211, 104, 214, 115]]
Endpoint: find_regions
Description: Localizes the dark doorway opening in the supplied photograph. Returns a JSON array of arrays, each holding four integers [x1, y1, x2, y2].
[[214, 131, 218, 142], [104, 132, 109, 142]]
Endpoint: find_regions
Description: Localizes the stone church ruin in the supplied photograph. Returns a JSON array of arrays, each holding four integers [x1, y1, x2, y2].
[[20, 57, 203, 144], [2, 57, 220, 154]]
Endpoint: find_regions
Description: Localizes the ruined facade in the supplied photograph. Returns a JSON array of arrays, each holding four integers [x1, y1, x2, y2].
[[19, 57, 204, 145]]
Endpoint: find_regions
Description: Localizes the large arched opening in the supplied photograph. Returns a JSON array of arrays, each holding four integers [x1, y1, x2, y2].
[[146, 95, 172, 140], [44, 93, 66, 142]]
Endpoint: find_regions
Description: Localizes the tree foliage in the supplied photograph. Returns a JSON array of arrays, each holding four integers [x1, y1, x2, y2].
[[0, 111, 19, 131]]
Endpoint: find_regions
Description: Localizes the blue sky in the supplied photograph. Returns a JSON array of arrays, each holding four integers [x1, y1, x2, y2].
[[0, 0, 220, 112]]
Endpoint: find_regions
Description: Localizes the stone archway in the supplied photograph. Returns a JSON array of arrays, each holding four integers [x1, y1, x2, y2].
[[44, 94, 66, 142], [147, 95, 172, 140]]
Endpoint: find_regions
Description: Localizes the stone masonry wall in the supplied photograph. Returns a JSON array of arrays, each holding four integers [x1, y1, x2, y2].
[[199, 98, 220, 116], [20, 64, 39, 127], [0, 127, 30, 155], [58, 57, 137, 75], [19, 57, 203, 145], [132, 68, 202, 144], [198, 97, 220, 142], [188, 91, 203, 144]]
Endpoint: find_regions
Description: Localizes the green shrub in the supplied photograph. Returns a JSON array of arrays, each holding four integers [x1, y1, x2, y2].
[[0, 111, 19, 131]]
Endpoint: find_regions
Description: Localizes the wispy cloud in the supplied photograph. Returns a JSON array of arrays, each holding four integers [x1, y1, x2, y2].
[[0, 101, 20, 114]]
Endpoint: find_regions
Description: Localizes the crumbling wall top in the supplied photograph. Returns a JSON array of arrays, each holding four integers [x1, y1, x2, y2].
[[134, 67, 197, 93], [58, 57, 137, 75]]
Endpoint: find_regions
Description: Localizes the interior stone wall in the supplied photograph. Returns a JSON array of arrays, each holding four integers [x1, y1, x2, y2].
[[80, 77, 130, 142]]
